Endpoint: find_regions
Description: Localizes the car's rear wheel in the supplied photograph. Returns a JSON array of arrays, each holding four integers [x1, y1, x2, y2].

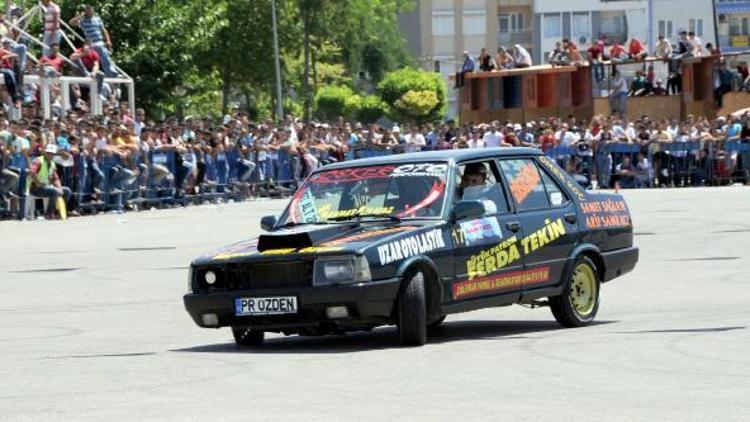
[[232, 327, 265, 346], [397, 271, 427, 346], [550, 256, 600, 327]]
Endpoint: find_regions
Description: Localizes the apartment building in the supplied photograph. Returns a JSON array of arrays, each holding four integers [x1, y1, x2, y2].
[[716, 0, 750, 52]]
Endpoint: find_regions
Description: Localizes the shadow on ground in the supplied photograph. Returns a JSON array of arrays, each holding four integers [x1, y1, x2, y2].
[[171, 319, 618, 355]]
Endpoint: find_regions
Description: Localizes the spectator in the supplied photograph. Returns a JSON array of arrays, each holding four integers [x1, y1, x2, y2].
[[610, 70, 629, 118], [628, 37, 648, 60], [511, 44, 532, 68], [481, 122, 503, 148], [28, 143, 71, 218], [467, 129, 484, 148], [609, 42, 629, 62], [667, 57, 682, 94], [71, 41, 107, 100], [562, 39, 584, 65], [548, 41, 565, 65], [614, 155, 637, 188], [404, 126, 425, 153], [737, 62, 750, 91], [40, 0, 61, 56], [652, 80, 668, 96], [455, 50, 475, 88], [635, 152, 653, 187], [715, 61, 733, 108], [675, 31, 692, 58], [478, 47, 493, 72], [0, 38, 21, 107], [587, 40, 606, 83], [70, 5, 118, 77], [654, 34, 673, 59], [494, 46, 513, 70], [38, 42, 65, 77], [629, 70, 650, 96], [687, 32, 704, 57]]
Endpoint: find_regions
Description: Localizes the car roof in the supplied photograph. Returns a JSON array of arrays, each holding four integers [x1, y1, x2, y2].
[[324, 147, 542, 169]]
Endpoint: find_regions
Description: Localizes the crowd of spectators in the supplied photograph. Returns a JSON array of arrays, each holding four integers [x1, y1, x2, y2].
[[2, 105, 749, 221], [455, 31, 750, 118]]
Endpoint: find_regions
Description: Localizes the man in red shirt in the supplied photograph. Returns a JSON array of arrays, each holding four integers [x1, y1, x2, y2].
[[0, 38, 21, 107], [71, 40, 106, 100], [628, 37, 648, 60], [609, 42, 628, 62], [38, 42, 65, 76]]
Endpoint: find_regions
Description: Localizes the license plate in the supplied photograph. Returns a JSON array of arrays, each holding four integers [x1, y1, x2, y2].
[[234, 296, 298, 316]]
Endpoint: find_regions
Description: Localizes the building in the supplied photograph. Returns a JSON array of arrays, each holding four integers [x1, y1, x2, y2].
[[398, 0, 534, 118], [715, 0, 750, 52], [533, 0, 716, 64]]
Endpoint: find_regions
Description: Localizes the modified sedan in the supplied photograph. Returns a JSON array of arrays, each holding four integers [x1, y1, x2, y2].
[[184, 148, 638, 346]]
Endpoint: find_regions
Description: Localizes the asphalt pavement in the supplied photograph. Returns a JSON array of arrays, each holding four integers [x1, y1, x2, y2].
[[1, 187, 749, 421]]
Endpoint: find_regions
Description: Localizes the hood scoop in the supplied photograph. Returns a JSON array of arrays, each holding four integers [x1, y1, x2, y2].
[[257, 224, 357, 252]]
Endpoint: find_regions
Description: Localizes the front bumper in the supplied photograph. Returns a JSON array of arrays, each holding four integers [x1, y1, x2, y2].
[[601, 246, 639, 282], [183, 277, 401, 330]]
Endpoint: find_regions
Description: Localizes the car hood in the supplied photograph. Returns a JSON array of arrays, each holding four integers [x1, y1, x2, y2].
[[193, 221, 436, 266]]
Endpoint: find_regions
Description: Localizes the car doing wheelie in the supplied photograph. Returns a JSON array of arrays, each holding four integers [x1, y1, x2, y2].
[[184, 148, 638, 346]]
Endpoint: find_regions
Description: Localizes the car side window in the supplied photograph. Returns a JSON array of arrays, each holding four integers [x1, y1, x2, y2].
[[538, 165, 569, 207], [456, 161, 510, 215], [498, 158, 550, 211]]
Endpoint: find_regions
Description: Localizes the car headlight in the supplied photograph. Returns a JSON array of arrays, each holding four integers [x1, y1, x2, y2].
[[187, 266, 194, 293], [314, 256, 371, 286]]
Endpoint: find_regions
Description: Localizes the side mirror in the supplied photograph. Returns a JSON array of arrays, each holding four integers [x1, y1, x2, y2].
[[260, 215, 278, 232], [451, 200, 486, 222]]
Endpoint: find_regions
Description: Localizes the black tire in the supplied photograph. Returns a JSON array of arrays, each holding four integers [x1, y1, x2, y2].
[[232, 327, 265, 346], [397, 271, 428, 346], [550, 256, 600, 328]]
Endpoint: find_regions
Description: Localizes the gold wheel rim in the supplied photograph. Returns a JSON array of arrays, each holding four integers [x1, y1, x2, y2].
[[569, 263, 597, 317]]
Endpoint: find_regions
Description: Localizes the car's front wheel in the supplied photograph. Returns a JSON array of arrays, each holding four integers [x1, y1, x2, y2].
[[397, 271, 427, 346], [550, 256, 600, 327], [232, 327, 265, 346]]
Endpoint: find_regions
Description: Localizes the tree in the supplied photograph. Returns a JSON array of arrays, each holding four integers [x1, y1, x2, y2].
[[378, 68, 447, 124], [314, 85, 355, 121]]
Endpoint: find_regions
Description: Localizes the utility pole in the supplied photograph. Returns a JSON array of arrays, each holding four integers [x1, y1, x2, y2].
[[647, 0, 653, 51], [271, 0, 284, 121], [712, 0, 720, 50]]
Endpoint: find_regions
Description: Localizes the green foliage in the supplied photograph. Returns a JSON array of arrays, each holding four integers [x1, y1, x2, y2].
[[378, 68, 448, 124], [314, 85, 355, 121], [50, 0, 415, 119], [356, 95, 387, 124]]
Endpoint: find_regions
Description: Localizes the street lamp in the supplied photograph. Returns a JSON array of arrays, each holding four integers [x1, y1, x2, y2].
[[271, 0, 284, 121]]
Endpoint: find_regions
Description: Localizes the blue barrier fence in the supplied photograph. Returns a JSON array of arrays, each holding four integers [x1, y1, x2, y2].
[[3, 142, 750, 219]]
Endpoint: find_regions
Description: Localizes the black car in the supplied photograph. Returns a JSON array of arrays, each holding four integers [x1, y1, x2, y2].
[[184, 148, 638, 346]]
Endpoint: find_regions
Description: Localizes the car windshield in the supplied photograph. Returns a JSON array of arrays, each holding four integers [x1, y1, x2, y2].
[[279, 163, 449, 225]]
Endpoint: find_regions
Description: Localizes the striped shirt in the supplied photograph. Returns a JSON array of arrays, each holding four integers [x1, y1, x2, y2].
[[42, 2, 60, 33], [80, 16, 105, 44]]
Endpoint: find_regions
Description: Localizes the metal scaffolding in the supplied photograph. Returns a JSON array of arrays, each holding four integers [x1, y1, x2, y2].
[[1, 1, 135, 119]]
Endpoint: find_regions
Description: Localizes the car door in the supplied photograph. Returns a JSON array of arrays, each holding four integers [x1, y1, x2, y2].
[[497, 157, 579, 292], [449, 160, 526, 304]]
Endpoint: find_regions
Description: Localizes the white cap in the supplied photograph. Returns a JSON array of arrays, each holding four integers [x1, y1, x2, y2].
[[45, 144, 58, 154]]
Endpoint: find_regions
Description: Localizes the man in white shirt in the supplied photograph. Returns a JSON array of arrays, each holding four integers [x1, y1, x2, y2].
[[403, 126, 426, 153], [467, 130, 485, 148], [482, 121, 503, 147], [554, 123, 580, 147], [610, 70, 629, 119]]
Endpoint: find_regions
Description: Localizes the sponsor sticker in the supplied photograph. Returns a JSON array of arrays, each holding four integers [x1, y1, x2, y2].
[[452, 267, 551, 300], [580, 199, 631, 229], [391, 163, 448, 177], [321, 227, 415, 246], [459, 217, 502, 246], [377, 229, 447, 265], [509, 162, 542, 205]]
